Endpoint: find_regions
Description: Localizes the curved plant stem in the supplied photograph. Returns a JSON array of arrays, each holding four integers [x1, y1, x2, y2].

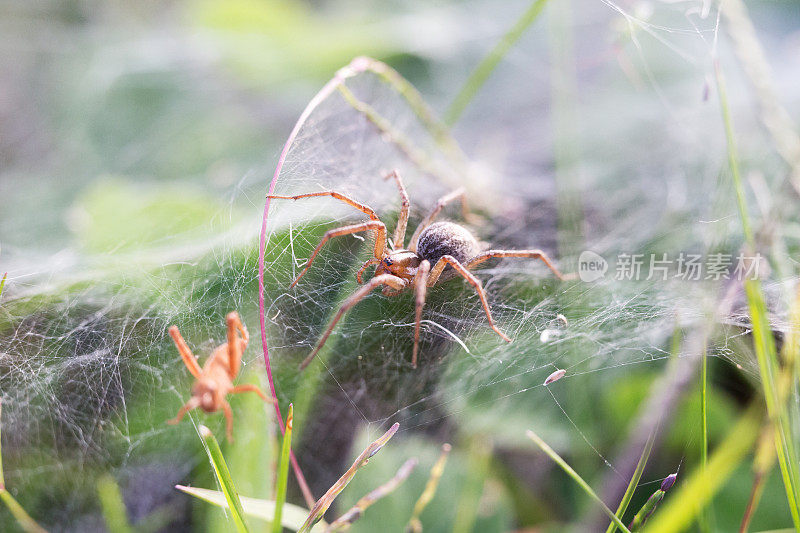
[[272, 405, 294, 533], [445, 0, 550, 125], [258, 56, 473, 510], [606, 429, 656, 533], [526, 429, 632, 533], [0, 401, 47, 533]]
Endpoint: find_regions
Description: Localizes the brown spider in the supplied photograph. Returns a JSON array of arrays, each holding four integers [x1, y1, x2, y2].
[[268, 171, 566, 369], [167, 311, 275, 441]]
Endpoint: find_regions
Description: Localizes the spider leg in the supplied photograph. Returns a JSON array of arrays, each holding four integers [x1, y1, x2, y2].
[[167, 396, 200, 425], [356, 258, 381, 283], [408, 188, 469, 252], [291, 220, 388, 288], [428, 255, 511, 342], [411, 260, 431, 368], [300, 274, 407, 370], [466, 250, 567, 280], [267, 191, 380, 220], [383, 170, 411, 248], [169, 325, 202, 379], [222, 399, 234, 441], [226, 312, 246, 380], [230, 384, 276, 403]]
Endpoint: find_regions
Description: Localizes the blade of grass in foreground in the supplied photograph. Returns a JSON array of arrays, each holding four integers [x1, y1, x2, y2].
[[605, 429, 656, 533], [176, 485, 321, 531], [452, 439, 491, 533], [0, 401, 47, 533], [97, 474, 134, 533], [299, 423, 399, 533], [272, 404, 293, 533], [608, 327, 677, 533], [407, 443, 451, 533], [526, 429, 632, 533], [715, 53, 800, 529], [642, 403, 762, 533], [445, 0, 550, 125], [699, 342, 712, 533], [199, 425, 249, 533]]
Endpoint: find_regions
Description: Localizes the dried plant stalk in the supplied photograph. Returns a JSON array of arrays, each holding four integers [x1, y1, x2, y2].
[[406, 443, 452, 533], [326, 458, 418, 532], [299, 423, 400, 533]]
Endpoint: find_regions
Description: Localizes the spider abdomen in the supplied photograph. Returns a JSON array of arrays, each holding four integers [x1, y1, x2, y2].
[[416, 221, 479, 266]]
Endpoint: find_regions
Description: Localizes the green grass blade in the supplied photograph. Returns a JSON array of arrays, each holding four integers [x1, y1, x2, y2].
[[445, 0, 550, 125], [407, 443, 451, 533], [608, 326, 680, 533], [715, 59, 753, 245], [642, 404, 762, 533], [199, 425, 249, 533], [0, 401, 47, 533], [699, 342, 711, 533], [745, 279, 800, 528], [176, 485, 322, 531], [605, 429, 656, 533], [0, 492, 47, 533], [0, 272, 6, 298], [97, 474, 134, 533], [526, 429, 632, 533], [452, 439, 491, 533], [273, 404, 293, 533], [715, 51, 800, 529]]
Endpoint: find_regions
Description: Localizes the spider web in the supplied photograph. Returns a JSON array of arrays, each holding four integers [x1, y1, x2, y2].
[[0, 0, 798, 530]]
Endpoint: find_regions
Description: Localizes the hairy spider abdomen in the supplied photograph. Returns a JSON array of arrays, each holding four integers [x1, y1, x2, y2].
[[416, 221, 479, 265]]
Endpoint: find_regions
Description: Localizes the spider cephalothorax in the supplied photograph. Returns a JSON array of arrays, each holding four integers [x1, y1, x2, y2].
[[268, 171, 566, 369]]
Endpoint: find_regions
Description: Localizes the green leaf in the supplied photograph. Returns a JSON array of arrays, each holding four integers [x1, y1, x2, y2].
[[175, 485, 325, 531], [526, 429, 632, 533], [199, 425, 249, 533]]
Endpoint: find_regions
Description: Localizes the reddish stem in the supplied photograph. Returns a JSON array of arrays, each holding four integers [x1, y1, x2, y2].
[[258, 57, 372, 510]]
